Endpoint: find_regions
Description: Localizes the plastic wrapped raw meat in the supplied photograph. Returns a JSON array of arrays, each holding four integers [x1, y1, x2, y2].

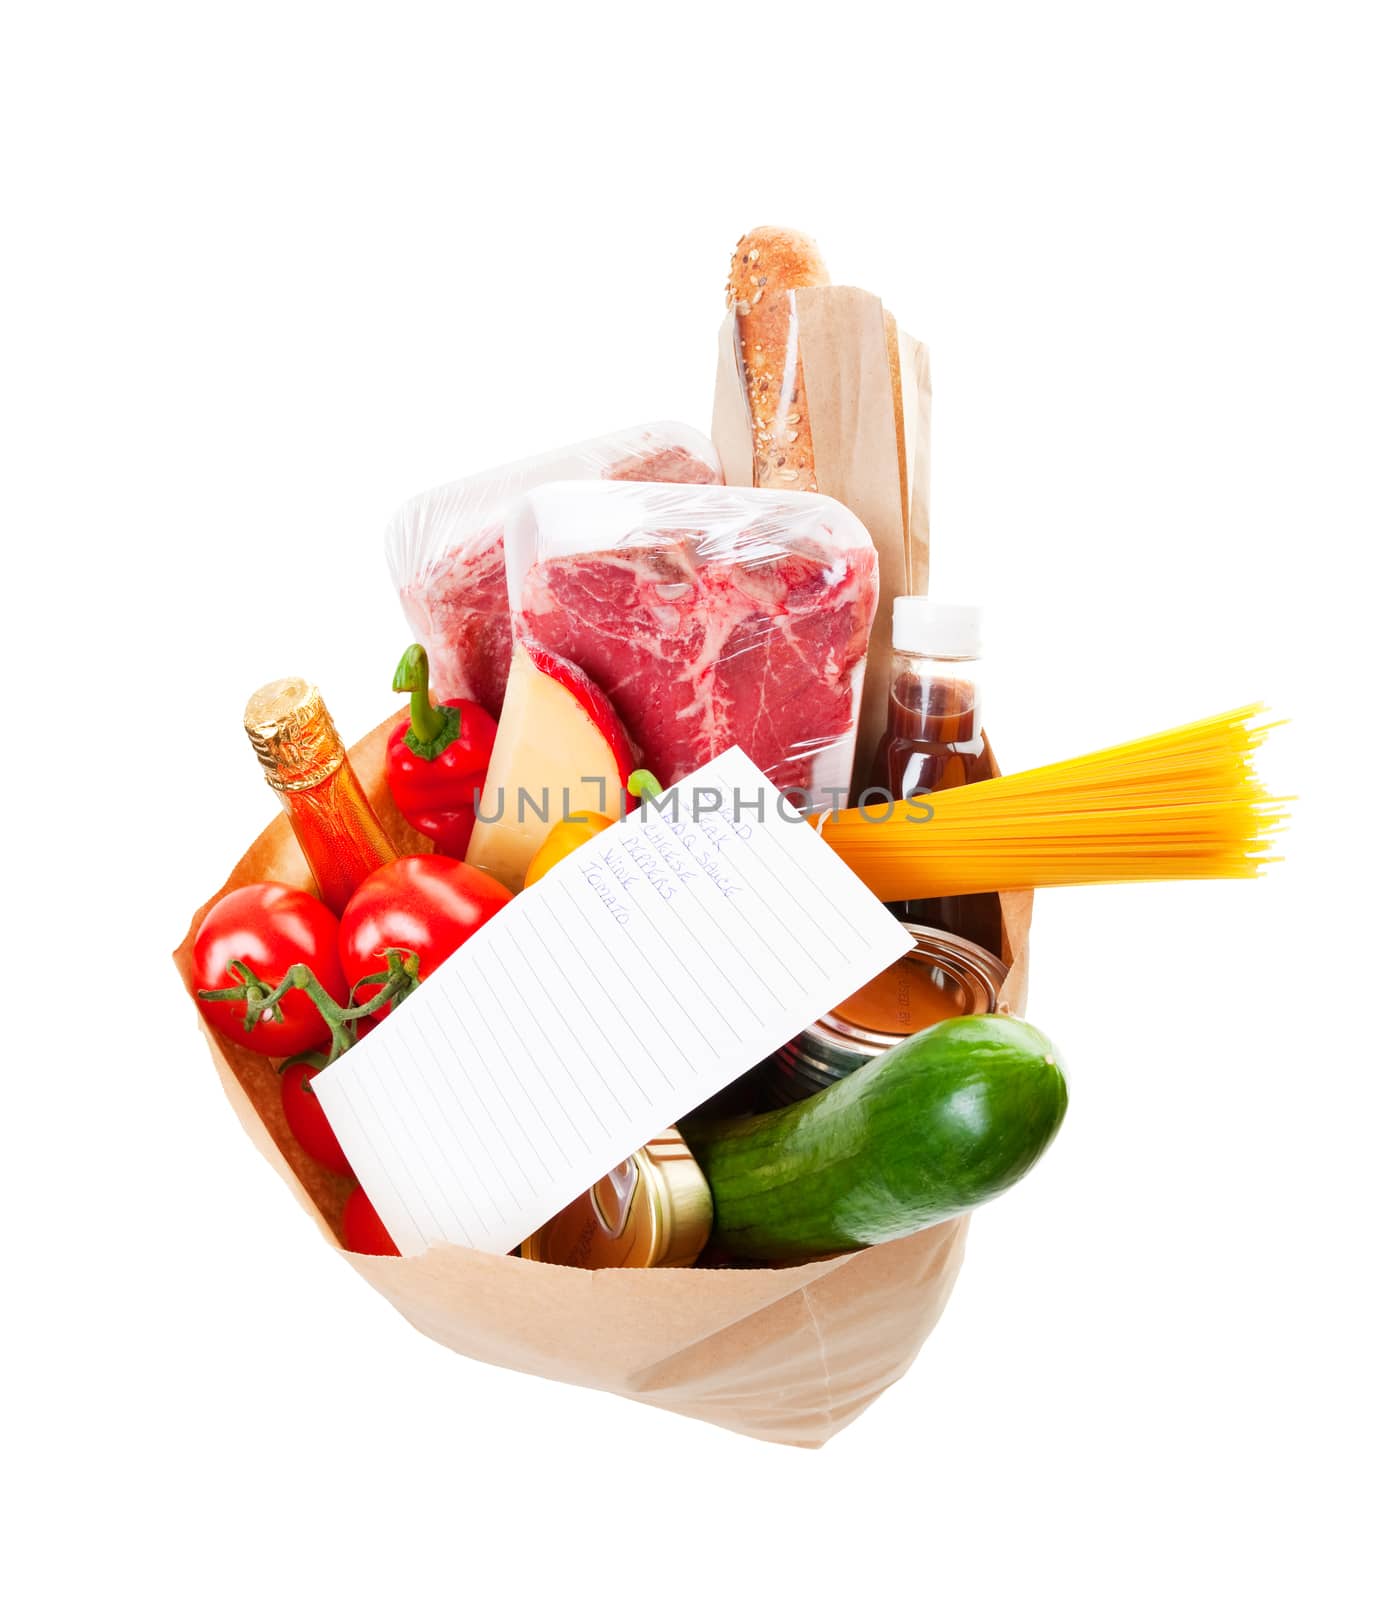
[[505, 480, 878, 801], [386, 423, 721, 718]]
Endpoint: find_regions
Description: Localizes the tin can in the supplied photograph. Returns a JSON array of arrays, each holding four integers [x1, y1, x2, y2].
[[519, 1128, 712, 1269], [761, 923, 1011, 1107]]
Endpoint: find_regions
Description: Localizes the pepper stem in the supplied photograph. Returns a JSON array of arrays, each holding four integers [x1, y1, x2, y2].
[[393, 644, 449, 751], [628, 769, 663, 803]]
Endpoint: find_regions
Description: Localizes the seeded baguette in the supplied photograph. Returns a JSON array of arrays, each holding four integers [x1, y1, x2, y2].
[[726, 226, 829, 490], [725, 228, 908, 516]]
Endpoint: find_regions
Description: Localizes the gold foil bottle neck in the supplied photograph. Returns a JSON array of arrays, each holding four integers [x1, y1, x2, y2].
[[243, 677, 346, 793]]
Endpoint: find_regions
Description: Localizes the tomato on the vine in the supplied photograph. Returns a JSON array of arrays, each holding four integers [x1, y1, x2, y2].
[[280, 1059, 354, 1176], [192, 882, 348, 1056], [343, 1187, 399, 1256], [338, 855, 511, 999]]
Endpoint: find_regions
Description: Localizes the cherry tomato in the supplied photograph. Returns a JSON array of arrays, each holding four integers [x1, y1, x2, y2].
[[193, 882, 348, 1056], [280, 1059, 354, 1176], [338, 855, 512, 998], [343, 1187, 399, 1256]]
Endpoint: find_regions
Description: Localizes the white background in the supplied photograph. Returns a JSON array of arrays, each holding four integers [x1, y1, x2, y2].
[[3, 4, 1396, 1596]]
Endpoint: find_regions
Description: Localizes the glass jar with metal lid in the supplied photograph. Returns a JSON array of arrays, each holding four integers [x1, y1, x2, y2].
[[760, 923, 1011, 1107]]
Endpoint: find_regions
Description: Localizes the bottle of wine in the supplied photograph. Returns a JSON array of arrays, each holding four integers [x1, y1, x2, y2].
[[244, 677, 396, 913]]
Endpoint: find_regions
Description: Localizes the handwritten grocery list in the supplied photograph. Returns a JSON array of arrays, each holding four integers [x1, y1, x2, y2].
[[313, 747, 912, 1256]]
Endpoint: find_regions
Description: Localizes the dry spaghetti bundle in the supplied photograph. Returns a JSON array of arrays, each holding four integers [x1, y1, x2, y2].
[[819, 706, 1286, 899]]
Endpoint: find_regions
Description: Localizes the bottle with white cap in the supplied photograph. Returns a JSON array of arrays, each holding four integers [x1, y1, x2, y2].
[[867, 598, 1002, 953]]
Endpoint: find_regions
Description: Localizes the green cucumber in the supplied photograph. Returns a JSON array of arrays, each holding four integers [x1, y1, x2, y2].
[[682, 1015, 1068, 1262]]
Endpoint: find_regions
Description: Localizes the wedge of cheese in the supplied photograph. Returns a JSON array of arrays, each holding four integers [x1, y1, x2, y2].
[[466, 641, 633, 894]]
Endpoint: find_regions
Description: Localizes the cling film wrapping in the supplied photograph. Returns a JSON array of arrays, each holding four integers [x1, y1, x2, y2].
[[504, 479, 879, 804], [173, 715, 1031, 1450], [385, 422, 721, 720]]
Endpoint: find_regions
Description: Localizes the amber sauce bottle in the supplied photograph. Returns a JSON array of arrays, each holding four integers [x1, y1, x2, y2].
[[868, 600, 1002, 955], [244, 677, 397, 914]]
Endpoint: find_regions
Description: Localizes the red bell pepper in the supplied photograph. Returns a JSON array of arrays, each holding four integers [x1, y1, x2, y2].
[[386, 644, 497, 858]]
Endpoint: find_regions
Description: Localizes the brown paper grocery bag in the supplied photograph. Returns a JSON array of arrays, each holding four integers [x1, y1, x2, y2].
[[174, 717, 1031, 1448]]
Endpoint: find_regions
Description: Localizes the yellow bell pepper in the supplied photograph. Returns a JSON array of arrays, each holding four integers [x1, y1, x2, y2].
[[522, 770, 660, 889], [523, 810, 613, 888]]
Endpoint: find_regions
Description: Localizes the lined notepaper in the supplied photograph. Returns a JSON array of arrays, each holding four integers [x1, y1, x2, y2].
[[313, 747, 912, 1256]]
